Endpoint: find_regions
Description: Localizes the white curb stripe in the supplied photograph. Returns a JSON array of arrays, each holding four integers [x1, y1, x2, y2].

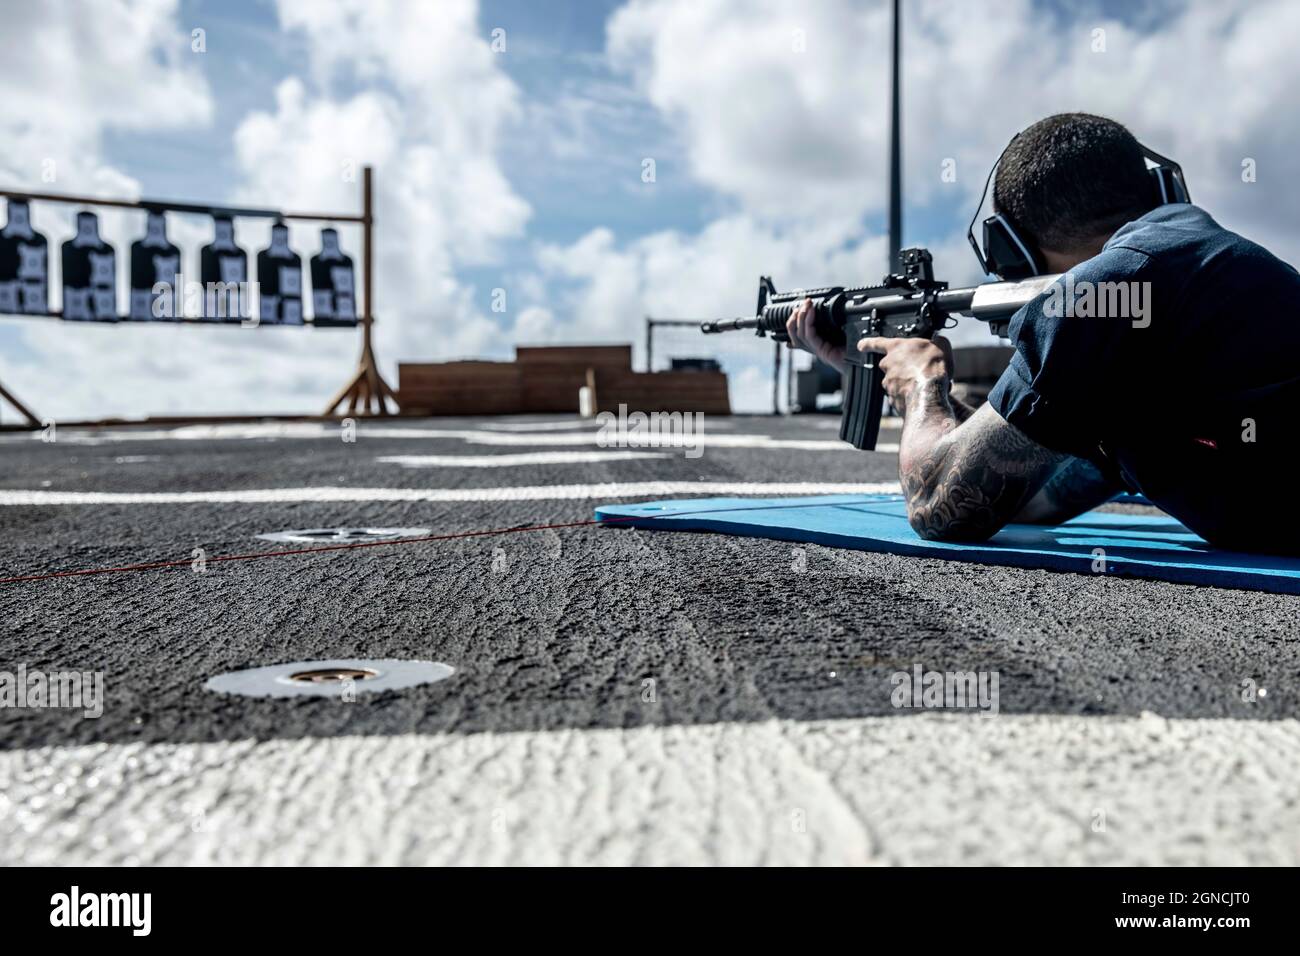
[[0, 481, 903, 506], [375, 451, 669, 468], [4, 714, 1295, 866], [12, 421, 872, 451]]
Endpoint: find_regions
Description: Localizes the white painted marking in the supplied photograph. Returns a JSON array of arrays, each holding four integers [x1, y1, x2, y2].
[[255, 527, 431, 544], [478, 419, 736, 432], [461, 432, 852, 450], [477, 420, 595, 432], [376, 451, 669, 468], [3, 715, 1294, 865], [811, 417, 901, 431], [9, 422, 852, 451], [0, 481, 903, 506], [10, 422, 342, 444]]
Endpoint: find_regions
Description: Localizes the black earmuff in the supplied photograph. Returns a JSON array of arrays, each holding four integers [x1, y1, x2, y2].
[[1142, 144, 1190, 205], [967, 136, 1191, 280], [977, 212, 1046, 281]]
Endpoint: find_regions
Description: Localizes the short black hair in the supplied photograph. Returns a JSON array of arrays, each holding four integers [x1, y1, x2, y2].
[[993, 113, 1156, 253]]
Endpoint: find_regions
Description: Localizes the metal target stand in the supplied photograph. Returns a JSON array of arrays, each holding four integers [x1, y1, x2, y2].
[[0, 164, 395, 429], [320, 167, 397, 417], [0, 378, 39, 428]]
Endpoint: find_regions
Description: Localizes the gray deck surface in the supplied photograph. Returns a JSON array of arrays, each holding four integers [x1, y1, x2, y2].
[[1, 415, 1295, 865]]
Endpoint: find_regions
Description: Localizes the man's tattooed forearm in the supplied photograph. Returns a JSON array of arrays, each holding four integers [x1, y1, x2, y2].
[[903, 377, 957, 422], [900, 404, 1063, 541]]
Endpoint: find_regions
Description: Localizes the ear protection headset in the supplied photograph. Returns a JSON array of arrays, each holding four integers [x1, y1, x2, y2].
[[967, 135, 1191, 280]]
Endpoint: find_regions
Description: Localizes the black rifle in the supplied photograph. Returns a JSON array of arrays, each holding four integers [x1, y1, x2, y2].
[[701, 247, 1056, 450]]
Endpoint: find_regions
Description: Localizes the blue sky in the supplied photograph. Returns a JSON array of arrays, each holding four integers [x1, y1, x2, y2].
[[94, 0, 965, 298], [112, 0, 1194, 252], [104, 0, 717, 239], [3, 0, 1298, 418]]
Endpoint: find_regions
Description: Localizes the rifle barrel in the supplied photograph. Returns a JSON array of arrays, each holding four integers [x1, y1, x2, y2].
[[700, 317, 757, 333]]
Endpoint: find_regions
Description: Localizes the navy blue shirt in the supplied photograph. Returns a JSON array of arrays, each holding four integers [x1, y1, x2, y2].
[[987, 204, 1300, 550]]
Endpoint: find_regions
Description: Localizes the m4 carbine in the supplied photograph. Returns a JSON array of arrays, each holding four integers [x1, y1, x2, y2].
[[700, 247, 1057, 451]]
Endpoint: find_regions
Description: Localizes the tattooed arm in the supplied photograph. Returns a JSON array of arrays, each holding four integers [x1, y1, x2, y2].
[[897, 384, 1055, 540], [860, 337, 1118, 541]]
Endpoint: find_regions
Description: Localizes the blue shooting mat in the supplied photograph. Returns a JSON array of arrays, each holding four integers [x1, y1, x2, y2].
[[594, 494, 1300, 595]]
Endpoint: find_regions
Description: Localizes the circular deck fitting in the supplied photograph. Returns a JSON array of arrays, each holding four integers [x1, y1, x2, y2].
[[288, 666, 378, 684], [204, 659, 455, 699], [255, 527, 431, 544]]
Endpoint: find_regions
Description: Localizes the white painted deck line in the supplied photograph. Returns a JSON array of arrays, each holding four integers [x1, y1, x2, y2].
[[461, 434, 898, 452], [11, 422, 872, 452], [3, 714, 1295, 866], [477, 419, 735, 432], [456, 433, 896, 453], [375, 451, 669, 468], [0, 481, 903, 506], [476, 420, 605, 432]]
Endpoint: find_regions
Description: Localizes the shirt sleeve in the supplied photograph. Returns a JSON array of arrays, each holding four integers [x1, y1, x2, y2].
[[987, 246, 1155, 459]]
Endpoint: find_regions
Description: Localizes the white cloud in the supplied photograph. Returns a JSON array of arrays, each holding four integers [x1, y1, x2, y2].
[[230, 0, 531, 367], [536, 216, 886, 337], [564, 0, 1300, 362], [605, 0, 1300, 234], [607, 0, 892, 222], [0, 0, 218, 421], [510, 305, 559, 344], [0, 0, 211, 190]]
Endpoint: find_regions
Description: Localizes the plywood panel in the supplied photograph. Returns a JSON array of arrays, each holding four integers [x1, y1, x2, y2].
[[593, 370, 730, 415], [398, 362, 522, 415]]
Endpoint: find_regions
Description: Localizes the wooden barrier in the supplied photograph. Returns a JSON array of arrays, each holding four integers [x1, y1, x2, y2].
[[516, 345, 631, 367], [397, 361, 521, 416], [397, 344, 730, 416], [516, 345, 632, 412], [591, 369, 730, 415]]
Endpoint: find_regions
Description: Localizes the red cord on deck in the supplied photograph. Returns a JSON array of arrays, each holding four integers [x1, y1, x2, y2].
[[0, 498, 889, 586]]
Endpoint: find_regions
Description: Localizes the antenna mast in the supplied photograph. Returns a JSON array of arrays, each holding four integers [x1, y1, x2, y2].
[[888, 0, 903, 272]]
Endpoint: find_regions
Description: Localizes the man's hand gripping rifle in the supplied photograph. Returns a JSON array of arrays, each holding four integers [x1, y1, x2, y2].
[[700, 247, 1054, 451]]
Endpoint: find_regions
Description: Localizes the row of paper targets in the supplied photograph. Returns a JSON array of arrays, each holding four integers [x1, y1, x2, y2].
[[0, 198, 358, 325]]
